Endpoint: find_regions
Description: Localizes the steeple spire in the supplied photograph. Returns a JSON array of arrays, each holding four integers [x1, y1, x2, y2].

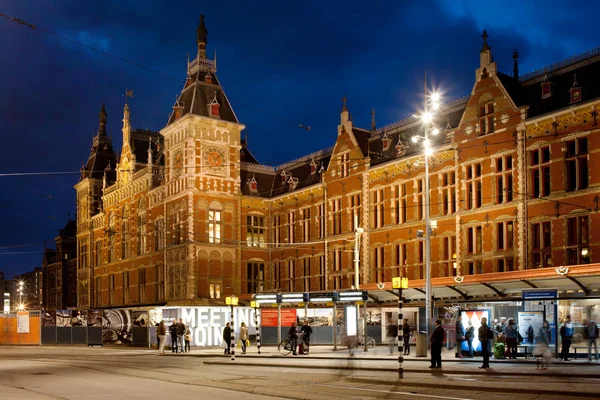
[[99, 102, 107, 136], [481, 29, 490, 52], [513, 49, 519, 80], [122, 103, 131, 149], [196, 14, 208, 59], [371, 108, 376, 132]]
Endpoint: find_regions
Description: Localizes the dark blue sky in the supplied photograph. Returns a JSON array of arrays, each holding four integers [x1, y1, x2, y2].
[[1, 0, 599, 279]]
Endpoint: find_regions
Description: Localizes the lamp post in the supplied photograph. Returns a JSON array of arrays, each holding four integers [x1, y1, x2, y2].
[[18, 281, 24, 308], [393, 277, 409, 378], [411, 72, 441, 342], [226, 294, 238, 361]]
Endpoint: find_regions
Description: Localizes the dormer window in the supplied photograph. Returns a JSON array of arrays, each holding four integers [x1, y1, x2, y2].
[[205, 71, 213, 84], [208, 93, 220, 118], [381, 132, 391, 151], [570, 74, 582, 104], [318, 163, 325, 174], [280, 170, 287, 183], [396, 137, 408, 157], [287, 175, 299, 191], [309, 159, 317, 175], [479, 102, 495, 136], [541, 81, 552, 100], [248, 177, 258, 193]]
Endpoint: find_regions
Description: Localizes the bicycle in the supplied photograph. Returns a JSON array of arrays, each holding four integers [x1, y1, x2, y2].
[[357, 334, 376, 349], [278, 334, 307, 356]]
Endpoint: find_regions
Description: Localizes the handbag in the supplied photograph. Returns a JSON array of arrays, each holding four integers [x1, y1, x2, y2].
[[221, 341, 227, 349], [517, 331, 523, 343], [246, 339, 250, 347]]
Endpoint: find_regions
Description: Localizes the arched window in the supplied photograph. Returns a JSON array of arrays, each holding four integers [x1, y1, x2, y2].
[[155, 218, 165, 251], [121, 206, 130, 259], [137, 199, 147, 255]]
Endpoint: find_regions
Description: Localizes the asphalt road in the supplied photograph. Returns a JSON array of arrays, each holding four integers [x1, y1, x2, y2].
[[1, 347, 598, 400]]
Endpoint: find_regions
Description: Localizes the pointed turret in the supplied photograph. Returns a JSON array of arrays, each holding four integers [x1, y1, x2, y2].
[[197, 14, 208, 59], [512, 49, 519, 80], [99, 102, 107, 136], [122, 103, 131, 150], [340, 96, 350, 124]]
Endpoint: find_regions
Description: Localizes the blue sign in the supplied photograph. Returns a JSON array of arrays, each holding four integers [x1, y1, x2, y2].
[[522, 290, 558, 300]]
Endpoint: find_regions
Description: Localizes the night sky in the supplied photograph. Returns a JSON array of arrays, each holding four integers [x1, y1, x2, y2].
[[1, 0, 599, 279]]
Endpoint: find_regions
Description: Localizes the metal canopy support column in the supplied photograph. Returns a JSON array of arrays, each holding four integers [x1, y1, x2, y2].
[[446, 286, 471, 300], [481, 282, 505, 297], [566, 276, 590, 296], [333, 302, 338, 351]]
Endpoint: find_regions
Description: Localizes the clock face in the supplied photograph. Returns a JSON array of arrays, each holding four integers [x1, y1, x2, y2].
[[204, 146, 226, 174]]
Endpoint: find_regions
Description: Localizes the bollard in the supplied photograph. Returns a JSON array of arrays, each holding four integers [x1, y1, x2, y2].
[[398, 287, 403, 378], [230, 305, 235, 361], [253, 305, 261, 354]]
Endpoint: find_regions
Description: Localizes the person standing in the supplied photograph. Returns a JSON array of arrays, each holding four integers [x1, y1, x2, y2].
[[169, 320, 178, 354], [429, 319, 444, 369], [466, 321, 475, 358], [239, 322, 249, 355], [402, 319, 411, 355], [386, 320, 398, 355], [184, 328, 191, 353], [559, 315, 573, 361], [479, 317, 492, 369], [157, 321, 167, 354], [504, 319, 518, 359], [300, 320, 313, 355], [536, 320, 551, 370], [176, 318, 186, 353], [585, 319, 598, 361], [223, 322, 232, 355], [288, 321, 299, 356], [455, 315, 465, 358]]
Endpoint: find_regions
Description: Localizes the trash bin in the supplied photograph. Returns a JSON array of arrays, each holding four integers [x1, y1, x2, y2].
[[416, 332, 428, 357]]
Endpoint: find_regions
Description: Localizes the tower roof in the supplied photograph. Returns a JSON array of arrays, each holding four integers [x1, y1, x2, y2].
[[80, 103, 117, 182]]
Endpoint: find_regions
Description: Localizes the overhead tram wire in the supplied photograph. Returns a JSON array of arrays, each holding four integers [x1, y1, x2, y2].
[[0, 12, 313, 133]]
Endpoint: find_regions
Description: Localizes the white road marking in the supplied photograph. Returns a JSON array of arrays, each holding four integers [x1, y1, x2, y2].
[[311, 383, 475, 400]]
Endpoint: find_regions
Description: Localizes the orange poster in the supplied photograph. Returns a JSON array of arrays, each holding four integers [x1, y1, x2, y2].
[[261, 308, 297, 327]]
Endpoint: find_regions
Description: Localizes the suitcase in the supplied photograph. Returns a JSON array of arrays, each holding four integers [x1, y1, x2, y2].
[[298, 343, 304, 355], [494, 342, 505, 359]]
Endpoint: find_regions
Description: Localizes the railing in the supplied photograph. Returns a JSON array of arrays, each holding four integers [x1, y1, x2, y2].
[[520, 46, 600, 82], [275, 146, 333, 171], [188, 56, 216, 74]]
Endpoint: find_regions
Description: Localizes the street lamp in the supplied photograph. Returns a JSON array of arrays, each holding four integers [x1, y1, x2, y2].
[[18, 281, 24, 305], [411, 75, 441, 342], [226, 294, 238, 361]]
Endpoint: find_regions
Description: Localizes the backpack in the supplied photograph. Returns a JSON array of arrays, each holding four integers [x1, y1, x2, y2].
[[486, 327, 494, 340]]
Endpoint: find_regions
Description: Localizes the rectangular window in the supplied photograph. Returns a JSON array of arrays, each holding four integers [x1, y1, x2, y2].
[[495, 155, 513, 204], [95, 240, 102, 266], [340, 152, 350, 178], [121, 220, 130, 259], [300, 207, 311, 242], [373, 188, 385, 228], [156, 264, 164, 301], [302, 258, 311, 292], [155, 219, 165, 251], [440, 171, 456, 215], [496, 221, 514, 250], [565, 138, 588, 192], [246, 215, 266, 247], [247, 262, 264, 294], [467, 225, 483, 254], [108, 274, 115, 306], [208, 210, 222, 244], [123, 271, 129, 304], [333, 248, 342, 290], [465, 163, 482, 209], [172, 211, 183, 245], [318, 255, 326, 291], [479, 102, 495, 135], [530, 146, 551, 198], [565, 215, 590, 265], [331, 198, 342, 235], [137, 212, 146, 255], [95, 276, 102, 307], [416, 179, 425, 220], [139, 268, 146, 303], [531, 221, 552, 268], [272, 261, 282, 291], [273, 215, 281, 247], [442, 236, 457, 277], [287, 260, 295, 292], [374, 246, 385, 283], [394, 183, 408, 224], [496, 257, 514, 273], [287, 211, 296, 243], [209, 282, 221, 299], [349, 194, 361, 231], [316, 204, 325, 239], [80, 240, 88, 270]]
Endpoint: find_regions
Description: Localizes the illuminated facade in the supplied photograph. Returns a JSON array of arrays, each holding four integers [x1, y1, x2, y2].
[[76, 21, 600, 310]]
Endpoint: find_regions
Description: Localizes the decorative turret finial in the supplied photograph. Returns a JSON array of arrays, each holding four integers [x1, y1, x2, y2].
[[513, 49, 519, 80], [481, 29, 491, 52], [342, 96, 348, 112], [196, 14, 208, 58], [99, 102, 107, 136], [371, 108, 376, 132]]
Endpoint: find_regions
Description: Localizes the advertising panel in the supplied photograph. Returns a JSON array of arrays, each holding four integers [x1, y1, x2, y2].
[[459, 309, 491, 352], [17, 310, 29, 333], [132, 311, 148, 327], [102, 309, 133, 344], [297, 308, 333, 326], [261, 308, 297, 327], [518, 311, 544, 345], [41, 309, 56, 326], [56, 310, 71, 327], [87, 310, 103, 327], [71, 310, 87, 327]]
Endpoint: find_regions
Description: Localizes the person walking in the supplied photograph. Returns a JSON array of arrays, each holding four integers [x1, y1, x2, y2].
[[176, 318, 186, 353], [466, 321, 475, 358], [239, 322, 249, 354], [455, 315, 465, 358], [536, 320, 552, 370], [157, 321, 167, 354], [585, 319, 598, 361], [402, 319, 411, 355], [223, 322, 232, 355], [386, 320, 398, 355], [429, 319, 444, 369], [300, 320, 313, 355], [504, 318, 518, 359], [288, 321, 299, 356], [184, 328, 191, 353], [479, 317, 492, 369], [559, 315, 573, 361], [169, 320, 178, 354]]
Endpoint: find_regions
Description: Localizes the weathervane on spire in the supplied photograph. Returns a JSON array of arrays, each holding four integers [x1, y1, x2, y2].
[[124, 89, 134, 105]]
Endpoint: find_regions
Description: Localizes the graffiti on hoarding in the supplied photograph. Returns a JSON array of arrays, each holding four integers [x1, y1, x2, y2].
[[163, 307, 256, 347]]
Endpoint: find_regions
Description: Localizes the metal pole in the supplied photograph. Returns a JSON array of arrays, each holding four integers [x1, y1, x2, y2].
[[398, 287, 404, 378], [424, 70, 432, 345], [230, 304, 235, 361], [333, 302, 338, 351], [354, 215, 360, 290], [254, 306, 261, 354], [277, 304, 281, 344], [363, 300, 368, 352]]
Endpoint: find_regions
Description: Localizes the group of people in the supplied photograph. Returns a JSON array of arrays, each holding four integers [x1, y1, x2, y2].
[[385, 319, 412, 355], [287, 320, 313, 355], [155, 318, 191, 354], [222, 322, 250, 355]]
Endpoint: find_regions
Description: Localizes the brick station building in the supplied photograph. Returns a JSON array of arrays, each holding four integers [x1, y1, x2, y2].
[[75, 18, 600, 312]]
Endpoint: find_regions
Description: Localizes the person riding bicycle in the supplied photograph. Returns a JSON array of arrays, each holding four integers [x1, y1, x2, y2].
[[288, 321, 299, 356], [300, 320, 313, 355]]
